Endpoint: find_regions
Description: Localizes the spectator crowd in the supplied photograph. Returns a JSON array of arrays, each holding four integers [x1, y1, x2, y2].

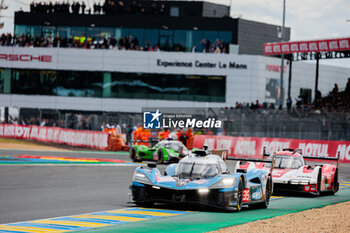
[[222, 79, 350, 114], [233, 100, 277, 110], [29, 1, 170, 16], [194, 38, 229, 53], [12, 1, 231, 53], [314, 79, 350, 112], [2, 113, 99, 131], [0, 32, 229, 53], [0, 32, 154, 51], [30, 1, 72, 14]]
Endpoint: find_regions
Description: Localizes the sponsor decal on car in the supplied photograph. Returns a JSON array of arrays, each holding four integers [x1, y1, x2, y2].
[[251, 189, 262, 200], [192, 180, 208, 184]]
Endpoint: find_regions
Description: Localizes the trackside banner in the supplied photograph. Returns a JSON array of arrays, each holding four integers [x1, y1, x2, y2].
[[193, 135, 350, 163], [0, 124, 109, 150], [264, 37, 350, 55]]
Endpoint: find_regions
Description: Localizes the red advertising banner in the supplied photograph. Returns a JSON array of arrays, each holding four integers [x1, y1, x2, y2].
[[0, 124, 31, 139], [0, 124, 109, 150], [264, 37, 350, 55], [193, 135, 350, 163]]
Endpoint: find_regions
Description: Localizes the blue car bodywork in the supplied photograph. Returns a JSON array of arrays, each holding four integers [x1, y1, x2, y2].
[[130, 151, 273, 211]]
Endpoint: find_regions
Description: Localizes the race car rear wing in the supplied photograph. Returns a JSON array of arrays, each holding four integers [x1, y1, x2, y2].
[[227, 153, 277, 173], [263, 147, 302, 157], [262, 147, 340, 168], [303, 151, 340, 168], [226, 157, 274, 163]]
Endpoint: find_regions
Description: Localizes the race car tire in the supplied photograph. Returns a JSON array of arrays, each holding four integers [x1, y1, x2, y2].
[[255, 176, 272, 209], [235, 177, 243, 212], [135, 202, 154, 208], [130, 148, 141, 162], [158, 150, 164, 164], [315, 171, 321, 196], [329, 168, 339, 195], [132, 187, 154, 207]]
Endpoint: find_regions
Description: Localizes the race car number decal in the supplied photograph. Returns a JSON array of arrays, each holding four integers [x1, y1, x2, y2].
[[243, 189, 250, 202]]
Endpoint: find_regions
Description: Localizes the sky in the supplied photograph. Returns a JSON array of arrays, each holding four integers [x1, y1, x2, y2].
[[0, 0, 349, 67]]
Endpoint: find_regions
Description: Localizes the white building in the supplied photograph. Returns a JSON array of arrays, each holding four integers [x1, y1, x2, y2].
[[0, 47, 349, 112]]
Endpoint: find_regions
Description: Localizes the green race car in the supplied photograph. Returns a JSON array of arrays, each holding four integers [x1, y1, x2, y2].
[[130, 139, 191, 163]]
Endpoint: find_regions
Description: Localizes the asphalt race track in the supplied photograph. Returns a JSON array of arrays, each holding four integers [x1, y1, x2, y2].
[[0, 149, 139, 224], [1, 148, 350, 232]]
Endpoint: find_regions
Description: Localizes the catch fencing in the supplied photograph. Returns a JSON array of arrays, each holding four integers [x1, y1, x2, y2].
[[217, 108, 350, 141], [17, 107, 350, 141]]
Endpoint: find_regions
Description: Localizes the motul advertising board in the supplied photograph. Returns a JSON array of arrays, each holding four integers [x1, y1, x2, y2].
[[0, 124, 109, 150], [193, 135, 350, 163], [264, 37, 350, 55]]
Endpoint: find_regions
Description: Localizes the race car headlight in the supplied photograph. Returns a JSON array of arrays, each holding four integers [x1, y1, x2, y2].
[[198, 188, 209, 194], [210, 177, 237, 189], [133, 171, 152, 185]]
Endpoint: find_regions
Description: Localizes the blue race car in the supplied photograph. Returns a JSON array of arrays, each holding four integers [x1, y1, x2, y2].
[[130, 150, 274, 211]]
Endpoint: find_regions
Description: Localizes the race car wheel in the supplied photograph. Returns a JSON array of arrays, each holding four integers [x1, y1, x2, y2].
[[334, 169, 339, 192], [130, 148, 141, 162], [315, 171, 321, 196], [255, 176, 272, 209], [157, 150, 164, 164], [330, 168, 339, 195], [235, 177, 243, 212], [133, 187, 154, 207], [135, 202, 154, 208]]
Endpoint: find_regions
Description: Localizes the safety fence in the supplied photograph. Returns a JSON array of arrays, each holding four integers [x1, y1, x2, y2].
[[15, 108, 350, 141], [0, 124, 109, 150], [218, 108, 350, 141], [193, 135, 350, 163]]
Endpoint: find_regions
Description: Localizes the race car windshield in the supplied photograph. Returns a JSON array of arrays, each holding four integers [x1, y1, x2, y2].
[[266, 155, 304, 169], [165, 143, 181, 152], [175, 162, 220, 179], [155, 141, 187, 153]]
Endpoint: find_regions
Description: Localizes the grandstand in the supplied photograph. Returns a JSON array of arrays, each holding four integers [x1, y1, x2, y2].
[[14, 0, 291, 55]]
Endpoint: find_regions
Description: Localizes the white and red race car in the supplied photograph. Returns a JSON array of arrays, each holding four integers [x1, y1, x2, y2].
[[235, 148, 340, 196]]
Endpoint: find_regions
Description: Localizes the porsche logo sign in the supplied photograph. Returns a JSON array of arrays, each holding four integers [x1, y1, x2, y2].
[[0, 54, 52, 62]]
